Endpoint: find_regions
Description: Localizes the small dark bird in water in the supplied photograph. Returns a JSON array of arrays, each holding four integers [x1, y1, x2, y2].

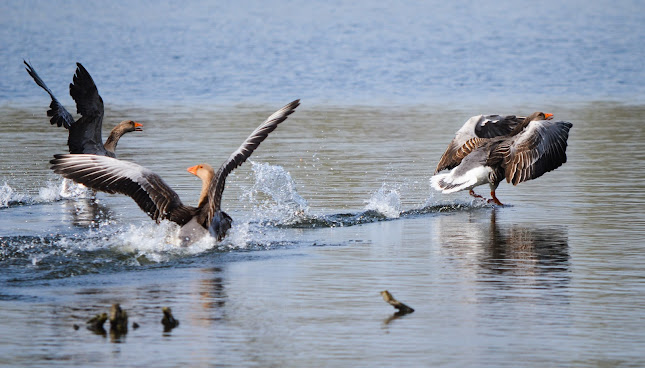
[[109, 303, 128, 334], [381, 290, 415, 315], [161, 307, 179, 331], [86, 312, 108, 333]]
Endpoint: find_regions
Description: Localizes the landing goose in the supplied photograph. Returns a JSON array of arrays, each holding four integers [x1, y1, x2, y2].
[[431, 112, 572, 205], [50, 100, 300, 245], [24, 61, 142, 157]]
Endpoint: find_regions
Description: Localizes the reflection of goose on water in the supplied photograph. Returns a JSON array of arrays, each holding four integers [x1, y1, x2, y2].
[[431, 112, 572, 205], [62, 198, 113, 228], [50, 100, 300, 246], [434, 210, 569, 281], [482, 211, 569, 271], [24, 61, 142, 157]]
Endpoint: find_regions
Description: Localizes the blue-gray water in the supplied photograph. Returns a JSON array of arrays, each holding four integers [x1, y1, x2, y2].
[[2, 0, 645, 106], [2, 1, 645, 367]]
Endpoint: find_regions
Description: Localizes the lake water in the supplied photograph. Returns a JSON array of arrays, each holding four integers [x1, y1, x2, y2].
[[2, 1, 645, 367]]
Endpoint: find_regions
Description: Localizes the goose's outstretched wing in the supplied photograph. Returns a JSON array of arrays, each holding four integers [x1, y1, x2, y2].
[[66, 63, 107, 154], [50, 154, 196, 225], [496, 120, 572, 185], [205, 99, 300, 221], [24, 60, 75, 129], [435, 114, 524, 173]]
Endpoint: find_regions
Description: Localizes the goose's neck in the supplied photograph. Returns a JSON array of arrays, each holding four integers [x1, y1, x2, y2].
[[103, 127, 125, 154], [508, 119, 531, 137], [197, 171, 214, 208]]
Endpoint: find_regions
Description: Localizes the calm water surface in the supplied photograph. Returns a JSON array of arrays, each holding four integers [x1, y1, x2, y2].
[[2, 0, 645, 367]]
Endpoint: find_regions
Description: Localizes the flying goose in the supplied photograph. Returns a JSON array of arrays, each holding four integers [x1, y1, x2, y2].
[[24, 61, 142, 157]]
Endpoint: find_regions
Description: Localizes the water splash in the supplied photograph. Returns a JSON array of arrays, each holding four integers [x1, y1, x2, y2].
[[242, 161, 309, 224], [1, 179, 92, 209], [38, 179, 92, 202], [0, 183, 30, 207], [107, 221, 217, 263], [364, 183, 402, 218]]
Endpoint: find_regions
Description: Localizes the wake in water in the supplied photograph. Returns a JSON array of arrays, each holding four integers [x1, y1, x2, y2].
[[239, 162, 493, 229], [0, 162, 495, 281], [0, 182, 30, 207], [0, 179, 92, 208]]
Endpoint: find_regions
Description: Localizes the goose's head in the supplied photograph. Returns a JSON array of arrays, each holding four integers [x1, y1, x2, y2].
[[525, 112, 554, 122], [117, 120, 143, 132], [187, 163, 215, 181]]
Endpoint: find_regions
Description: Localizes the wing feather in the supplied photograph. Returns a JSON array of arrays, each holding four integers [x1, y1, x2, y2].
[[205, 99, 300, 222], [68, 63, 106, 154], [50, 154, 196, 224], [24, 60, 75, 129], [435, 114, 523, 173], [501, 120, 573, 185]]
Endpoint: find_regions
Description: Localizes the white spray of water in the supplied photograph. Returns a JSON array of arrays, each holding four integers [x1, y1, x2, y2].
[[1, 179, 92, 208], [108, 221, 217, 263], [38, 179, 92, 202], [242, 161, 310, 223], [0, 182, 30, 207], [364, 183, 402, 218]]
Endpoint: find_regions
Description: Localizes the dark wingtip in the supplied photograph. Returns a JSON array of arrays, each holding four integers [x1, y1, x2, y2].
[[50, 154, 64, 167], [23, 60, 36, 76], [50, 153, 65, 163]]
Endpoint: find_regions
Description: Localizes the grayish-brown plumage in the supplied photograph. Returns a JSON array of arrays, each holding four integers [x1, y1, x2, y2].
[[431, 112, 572, 205], [50, 100, 300, 244], [435, 114, 535, 174], [24, 60, 142, 157]]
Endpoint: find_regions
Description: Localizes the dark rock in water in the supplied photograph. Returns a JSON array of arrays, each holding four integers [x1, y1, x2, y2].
[[132, 322, 140, 329], [86, 313, 108, 334], [380, 290, 415, 315], [161, 307, 179, 331], [73, 324, 80, 331], [109, 303, 129, 334]]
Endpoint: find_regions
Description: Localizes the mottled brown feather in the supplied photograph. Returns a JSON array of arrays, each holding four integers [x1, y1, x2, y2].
[[500, 121, 572, 185], [435, 115, 525, 173]]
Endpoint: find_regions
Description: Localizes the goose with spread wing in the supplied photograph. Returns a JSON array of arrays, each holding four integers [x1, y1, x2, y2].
[[431, 112, 572, 205], [50, 100, 300, 245], [24, 61, 142, 157]]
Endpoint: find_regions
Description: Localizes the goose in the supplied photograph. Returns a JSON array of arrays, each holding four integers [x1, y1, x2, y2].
[[431, 112, 572, 205], [24, 61, 142, 157], [50, 100, 300, 245]]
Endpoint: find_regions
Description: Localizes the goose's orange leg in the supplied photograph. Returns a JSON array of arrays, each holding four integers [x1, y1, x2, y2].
[[469, 189, 484, 199], [488, 190, 504, 206]]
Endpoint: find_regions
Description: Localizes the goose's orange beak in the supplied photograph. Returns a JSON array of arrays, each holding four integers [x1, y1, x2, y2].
[[544, 113, 554, 120], [187, 165, 199, 175], [134, 122, 143, 131]]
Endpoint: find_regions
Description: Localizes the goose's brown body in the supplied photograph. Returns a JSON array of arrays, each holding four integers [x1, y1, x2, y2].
[[24, 61, 142, 157], [431, 112, 572, 205], [50, 100, 300, 245]]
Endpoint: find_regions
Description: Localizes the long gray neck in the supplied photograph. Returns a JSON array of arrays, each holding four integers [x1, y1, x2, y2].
[[103, 127, 125, 154]]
